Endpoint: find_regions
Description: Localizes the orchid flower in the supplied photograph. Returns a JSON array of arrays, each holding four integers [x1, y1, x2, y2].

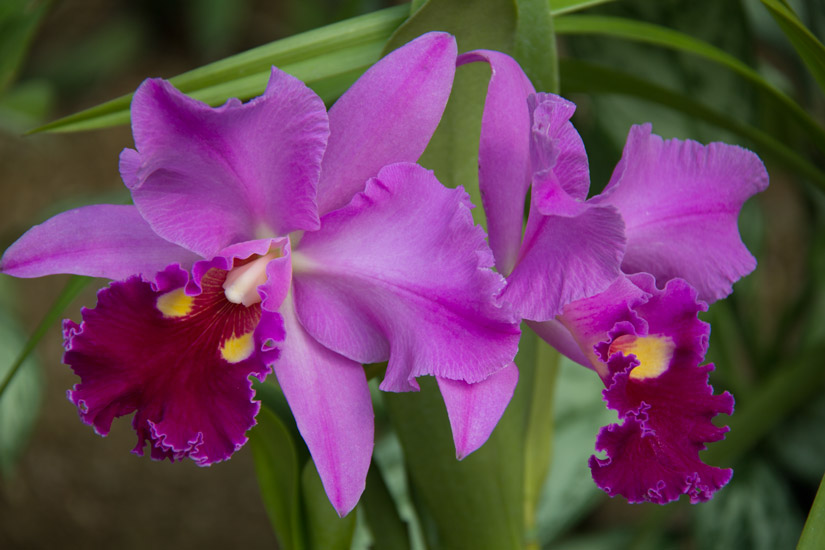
[[0, 33, 522, 517], [463, 51, 768, 503]]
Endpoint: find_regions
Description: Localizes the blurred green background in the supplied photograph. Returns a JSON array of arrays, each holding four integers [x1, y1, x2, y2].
[[0, 0, 823, 549]]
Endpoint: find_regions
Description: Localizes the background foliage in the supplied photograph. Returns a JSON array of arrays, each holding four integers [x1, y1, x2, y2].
[[0, 0, 823, 548]]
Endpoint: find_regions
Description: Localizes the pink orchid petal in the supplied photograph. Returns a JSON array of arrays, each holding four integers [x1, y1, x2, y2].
[[526, 319, 590, 368], [437, 363, 519, 459], [272, 294, 373, 518], [0, 204, 199, 280], [597, 124, 769, 303], [126, 67, 329, 257], [293, 162, 520, 392], [501, 202, 626, 321], [498, 93, 625, 321], [317, 32, 457, 215], [458, 50, 536, 276]]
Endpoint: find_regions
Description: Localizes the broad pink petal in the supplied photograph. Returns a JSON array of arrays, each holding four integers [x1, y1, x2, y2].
[[64, 264, 274, 466], [597, 124, 769, 303], [317, 32, 457, 215], [500, 202, 625, 322], [0, 205, 199, 280], [272, 294, 373, 517], [458, 50, 535, 275], [126, 67, 329, 257], [293, 162, 520, 392], [437, 363, 519, 459]]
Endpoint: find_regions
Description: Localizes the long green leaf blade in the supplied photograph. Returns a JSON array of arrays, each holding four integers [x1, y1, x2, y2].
[[560, 59, 825, 192], [0, 275, 90, 399], [522, 333, 560, 548], [361, 462, 411, 550], [249, 406, 306, 550], [550, 0, 617, 15], [32, 4, 409, 133], [384, 377, 524, 550], [798, 472, 825, 550], [514, 0, 559, 93], [34, 0, 622, 134], [555, 14, 825, 154], [301, 460, 357, 550], [760, 0, 825, 94]]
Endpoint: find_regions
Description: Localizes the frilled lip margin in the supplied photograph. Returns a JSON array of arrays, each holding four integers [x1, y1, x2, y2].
[[587, 276, 734, 504], [64, 264, 278, 466]]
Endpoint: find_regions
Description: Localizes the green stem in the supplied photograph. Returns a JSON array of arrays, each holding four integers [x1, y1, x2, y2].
[[523, 337, 560, 548]]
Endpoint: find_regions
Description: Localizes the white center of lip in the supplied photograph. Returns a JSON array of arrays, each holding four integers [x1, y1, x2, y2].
[[222, 251, 280, 306]]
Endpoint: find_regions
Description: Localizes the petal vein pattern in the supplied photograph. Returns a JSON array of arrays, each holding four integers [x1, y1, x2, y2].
[[64, 265, 273, 466], [123, 68, 329, 258], [597, 124, 769, 303], [292, 163, 521, 392]]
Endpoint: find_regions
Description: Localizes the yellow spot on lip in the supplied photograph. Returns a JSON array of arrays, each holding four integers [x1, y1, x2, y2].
[[156, 288, 194, 318], [220, 333, 254, 364], [609, 334, 675, 380]]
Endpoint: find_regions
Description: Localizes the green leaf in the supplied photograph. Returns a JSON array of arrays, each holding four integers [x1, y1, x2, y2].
[[704, 345, 825, 467], [694, 459, 803, 550], [0, 0, 50, 92], [0, 275, 90, 400], [249, 406, 306, 550], [0, 279, 42, 478], [769, 392, 825, 485], [361, 462, 411, 550], [521, 330, 560, 545], [550, 0, 617, 15], [383, 376, 524, 549], [514, 0, 558, 93], [32, 4, 410, 133], [554, 14, 825, 155], [798, 472, 825, 550], [34, 0, 619, 134], [559, 59, 825, 192], [384, 0, 518, 230], [760, 0, 825, 94], [302, 460, 357, 550]]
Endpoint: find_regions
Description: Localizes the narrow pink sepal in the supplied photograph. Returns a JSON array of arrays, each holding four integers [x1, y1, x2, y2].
[[437, 363, 519, 459], [458, 50, 536, 276], [317, 32, 457, 215]]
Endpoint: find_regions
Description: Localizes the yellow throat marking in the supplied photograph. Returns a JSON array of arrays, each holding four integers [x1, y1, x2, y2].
[[220, 333, 254, 364], [609, 334, 675, 380], [156, 288, 194, 318]]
